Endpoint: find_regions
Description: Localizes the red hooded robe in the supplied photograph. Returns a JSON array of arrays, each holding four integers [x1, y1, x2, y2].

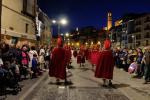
[[64, 45, 71, 66], [90, 45, 99, 65], [95, 39, 114, 79], [77, 45, 85, 64], [49, 37, 66, 79]]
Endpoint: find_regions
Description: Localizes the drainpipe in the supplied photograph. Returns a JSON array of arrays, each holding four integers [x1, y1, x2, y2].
[[0, 0, 2, 42]]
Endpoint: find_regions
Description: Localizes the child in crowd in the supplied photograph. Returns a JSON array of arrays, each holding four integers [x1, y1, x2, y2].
[[31, 54, 38, 78], [39, 52, 45, 71], [10, 58, 20, 81]]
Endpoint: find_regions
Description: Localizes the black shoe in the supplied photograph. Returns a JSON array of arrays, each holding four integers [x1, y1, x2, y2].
[[108, 81, 112, 86], [64, 80, 72, 85], [56, 79, 61, 85], [102, 84, 107, 87], [64, 80, 69, 84], [143, 81, 148, 84], [56, 81, 61, 85]]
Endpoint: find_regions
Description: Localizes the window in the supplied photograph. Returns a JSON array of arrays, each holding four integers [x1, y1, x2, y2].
[[144, 32, 150, 38], [146, 40, 149, 46], [108, 13, 112, 16], [147, 32, 150, 38], [144, 24, 150, 30], [145, 16, 150, 22], [11, 37, 18, 44], [137, 34, 141, 39], [25, 23, 29, 33], [130, 46, 132, 49], [137, 41, 141, 46], [22, 0, 35, 17], [128, 37, 132, 43], [135, 20, 141, 25], [135, 27, 141, 32], [23, 0, 27, 13], [146, 16, 150, 20]]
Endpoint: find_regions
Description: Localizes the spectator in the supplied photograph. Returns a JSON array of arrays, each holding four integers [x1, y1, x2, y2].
[[142, 47, 150, 84], [31, 54, 38, 78]]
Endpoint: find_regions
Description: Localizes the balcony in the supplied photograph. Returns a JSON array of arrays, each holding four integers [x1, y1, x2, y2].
[[144, 17, 150, 23], [135, 28, 141, 32], [144, 27, 150, 30], [144, 20, 150, 23], [135, 21, 142, 26], [144, 33, 150, 38], [136, 36, 141, 40], [144, 35, 150, 38]]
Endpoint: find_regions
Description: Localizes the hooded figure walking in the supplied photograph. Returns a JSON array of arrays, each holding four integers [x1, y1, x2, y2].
[[49, 36, 68, 84], [95, 39, 114, 87]]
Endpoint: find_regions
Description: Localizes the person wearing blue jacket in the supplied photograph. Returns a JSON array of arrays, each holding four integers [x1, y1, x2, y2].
[[31, 54, 38, 78]]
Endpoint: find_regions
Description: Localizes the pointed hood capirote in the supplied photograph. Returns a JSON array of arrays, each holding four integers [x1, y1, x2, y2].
[[104, 39, 111, 49], [57, 36, 63, 47]]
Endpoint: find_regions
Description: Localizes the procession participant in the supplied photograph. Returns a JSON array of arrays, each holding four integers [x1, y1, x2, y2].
[[84, 47, 89, 60], [64, 45, 70, 68], [90, 45, 99, 68], [67, 46, 72, 68], [77, 45, 85, 67], [73, 48, 78, 58], [95, 39, 114, 87], [49, 36, 68, 84]]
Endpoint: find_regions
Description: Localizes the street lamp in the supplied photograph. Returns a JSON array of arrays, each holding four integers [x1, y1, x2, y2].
[[60, 33, 64, 36], [91, 41, 93, 45], [60, 19, 67, 25], [52, 18, 68, 35], [85, 42, 88, 45], [52, 20, 56, 24], [65, 32, 69, 37], [97, 41, 101, 45]]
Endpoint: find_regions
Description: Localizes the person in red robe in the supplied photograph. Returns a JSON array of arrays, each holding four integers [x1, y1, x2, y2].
[[77, 45, 85, 67], [90, 45, 99, 68], [95, 39, 114, 87], [49, 36, 67, 84], [64, 45, 72, 68], [73, 48, 78, 58], [84, 47, 89, 60]]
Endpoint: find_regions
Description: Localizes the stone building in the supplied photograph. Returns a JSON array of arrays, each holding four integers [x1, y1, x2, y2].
[[1, 0, 37, 46], [111, 13, 150, 49]]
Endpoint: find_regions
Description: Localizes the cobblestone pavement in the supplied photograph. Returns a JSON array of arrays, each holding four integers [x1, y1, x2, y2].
[[1, 56, 150, 100], [0, 71, 48, 100], [31, 84, 129, 100], [30, 57, 130, 100]]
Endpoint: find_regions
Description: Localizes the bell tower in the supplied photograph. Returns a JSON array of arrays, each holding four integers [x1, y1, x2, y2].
[[107, 12, 112, 31]]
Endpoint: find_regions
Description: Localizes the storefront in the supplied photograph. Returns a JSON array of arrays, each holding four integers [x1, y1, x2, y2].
[[1, 28, 36, 47]]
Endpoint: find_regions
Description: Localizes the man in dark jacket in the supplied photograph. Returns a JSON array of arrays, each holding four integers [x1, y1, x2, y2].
[[143, 47, 150, 84]]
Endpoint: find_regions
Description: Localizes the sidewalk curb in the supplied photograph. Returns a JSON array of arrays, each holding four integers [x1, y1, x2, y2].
[[19, 72, 48, 100], [113, 68, 150, 100]]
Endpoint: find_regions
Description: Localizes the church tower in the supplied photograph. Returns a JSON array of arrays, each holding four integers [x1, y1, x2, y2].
[[107, 12, 112, 31]]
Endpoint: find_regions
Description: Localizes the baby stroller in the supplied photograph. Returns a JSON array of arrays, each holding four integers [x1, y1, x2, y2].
[[128, 62, 137, 74], [0, 68, 7, 97], [0, 68, 21, 95]]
